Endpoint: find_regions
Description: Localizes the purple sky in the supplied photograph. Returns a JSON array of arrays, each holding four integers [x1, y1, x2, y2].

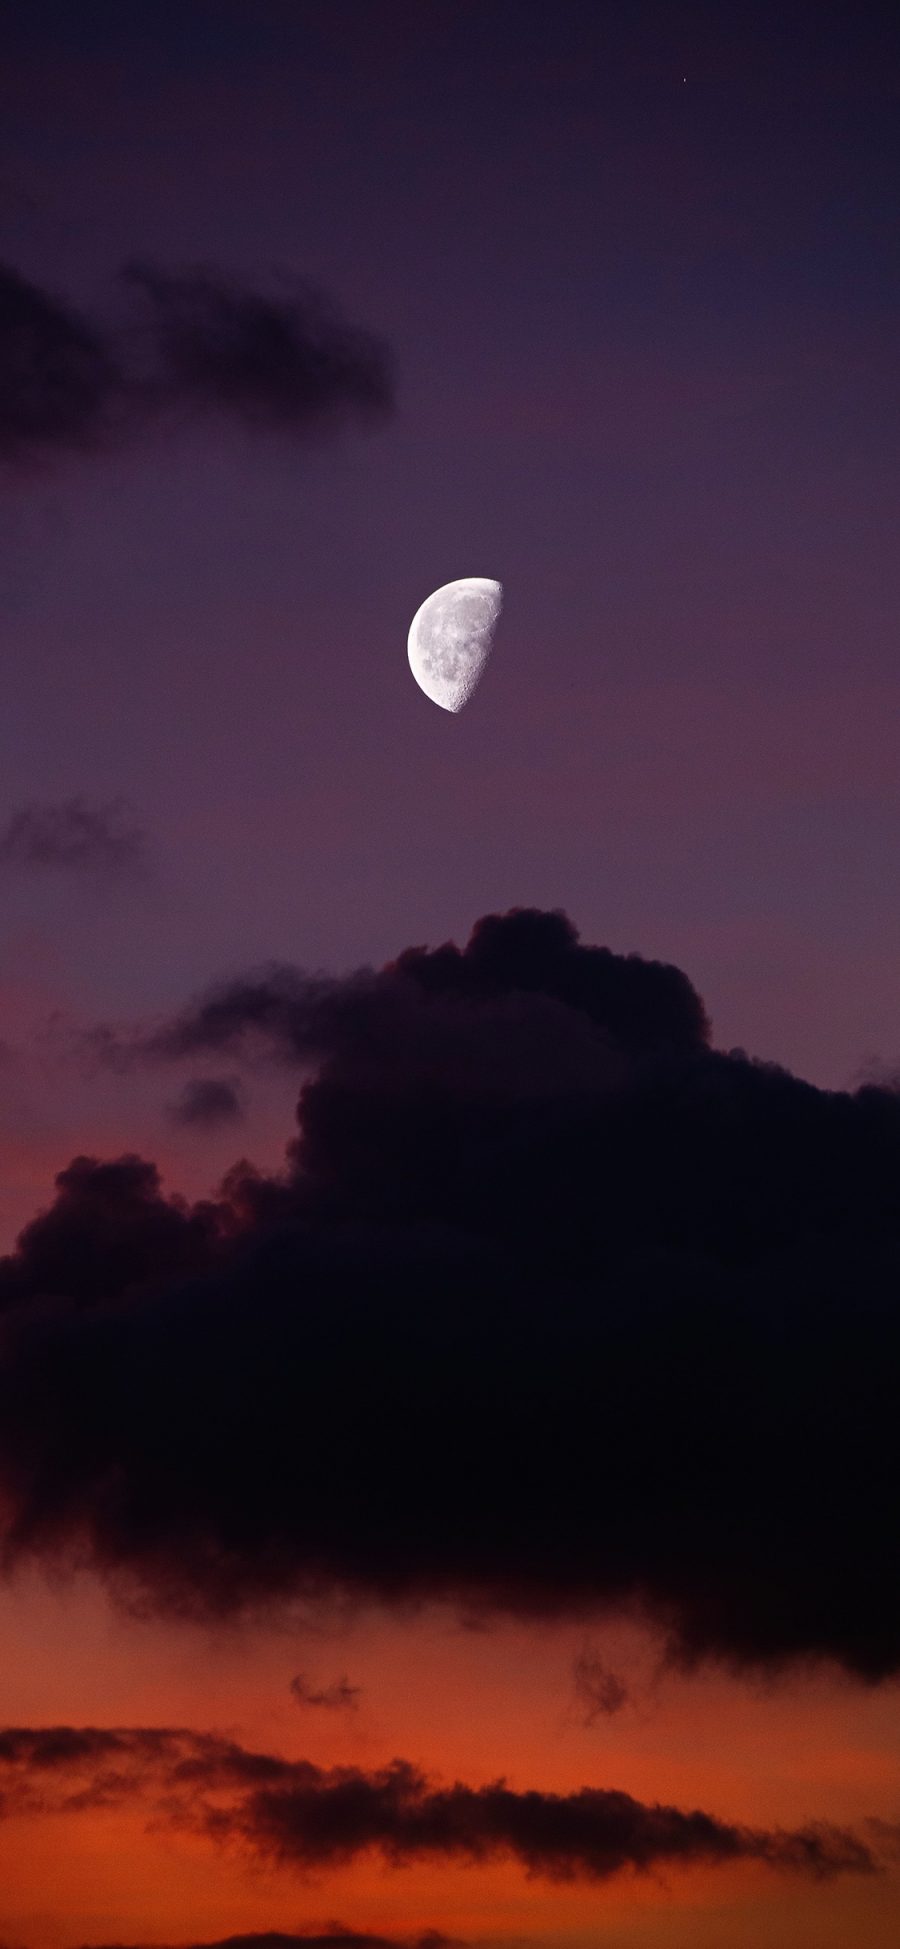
[[1, 0, 899, 1240]]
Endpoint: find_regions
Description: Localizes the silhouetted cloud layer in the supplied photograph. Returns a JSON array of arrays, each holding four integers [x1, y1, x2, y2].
[[0, 909, 899, 1677], [0, 796, 147, 876], [0, 1725, 875, 1884], [0, 258, 393, 468], [78, 1935, 452, 1949]]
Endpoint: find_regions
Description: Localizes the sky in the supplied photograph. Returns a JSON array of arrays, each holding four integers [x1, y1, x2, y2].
[[0, 2, 899, 1945]]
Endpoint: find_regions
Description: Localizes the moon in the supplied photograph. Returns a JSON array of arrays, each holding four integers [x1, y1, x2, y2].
[[407, 576, 503, 712]]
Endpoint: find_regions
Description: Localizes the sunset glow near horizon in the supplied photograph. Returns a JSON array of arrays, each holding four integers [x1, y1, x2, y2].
[[0, 5, 899, 1947]]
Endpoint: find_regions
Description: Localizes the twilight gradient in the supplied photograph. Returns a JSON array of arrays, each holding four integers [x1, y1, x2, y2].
[[0, 6, 899, 1949]]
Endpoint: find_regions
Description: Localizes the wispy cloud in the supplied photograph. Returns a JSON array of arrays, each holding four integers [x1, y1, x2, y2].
[[0, 796, 148, 877], [167, 1076, 244, 1129], [290, 1673, 362, 1712], [123, 261, 393, 434], [0, 257, 394, 473], [572, 1648, 629, 1724], [0, 262, 119, 464]]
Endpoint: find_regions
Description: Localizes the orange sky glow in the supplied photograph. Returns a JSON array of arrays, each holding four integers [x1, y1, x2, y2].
[[0, 1569, 897, 1949]]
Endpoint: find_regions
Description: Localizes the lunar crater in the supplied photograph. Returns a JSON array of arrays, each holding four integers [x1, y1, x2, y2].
[[408, 576, 503, 712]]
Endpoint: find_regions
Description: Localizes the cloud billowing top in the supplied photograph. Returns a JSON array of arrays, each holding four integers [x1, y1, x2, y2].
[[0, 908, 898, 1679]]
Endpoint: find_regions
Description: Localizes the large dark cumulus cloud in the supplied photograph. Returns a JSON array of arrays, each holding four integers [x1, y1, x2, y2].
[[0, 258, 393, 468], [0, 1724, 874, 1883], [0, 908, 899, 1678]]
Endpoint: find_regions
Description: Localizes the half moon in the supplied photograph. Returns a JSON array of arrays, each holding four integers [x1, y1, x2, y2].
[[407, 576, 503, 712]]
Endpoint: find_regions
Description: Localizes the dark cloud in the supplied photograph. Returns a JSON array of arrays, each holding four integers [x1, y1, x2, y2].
[[0, 1155, 218, 1309], [572, 1649, 629, 1723], [865, 1818, 900, 1862], [0, 1724, 875, 1885], [0, 909, 899, 1678], [0, 257, 394, 472], [290, 1673, 362, 1712], [0, 796, 147, 877], [77, 1935, 453, 1949], [167, 1076, 244, 1130], [148, 907, 708, 1068], [0, 263, 120, 464], [123, 262, 394, 433]]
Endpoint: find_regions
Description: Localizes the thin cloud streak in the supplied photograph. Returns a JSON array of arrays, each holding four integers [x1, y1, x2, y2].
[[0, 1725, 877, 1885], [76, 1934, 456, 1949]]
